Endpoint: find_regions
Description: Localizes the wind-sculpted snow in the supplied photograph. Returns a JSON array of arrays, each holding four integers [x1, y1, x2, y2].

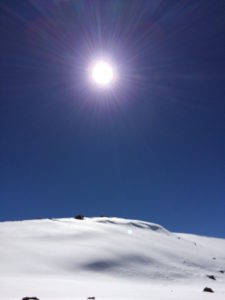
[[95, 217, 169, 233], [0, 217, 225, 299]]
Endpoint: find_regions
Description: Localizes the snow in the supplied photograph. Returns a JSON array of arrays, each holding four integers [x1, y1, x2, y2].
[[0, 217, 225, 299]]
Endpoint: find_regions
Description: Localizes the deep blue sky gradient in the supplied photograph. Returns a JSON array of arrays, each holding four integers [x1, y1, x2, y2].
[[1, 0, 225, 237]]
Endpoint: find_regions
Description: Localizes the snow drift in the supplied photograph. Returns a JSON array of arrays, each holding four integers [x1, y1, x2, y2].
[[0, 217, 225, 299]]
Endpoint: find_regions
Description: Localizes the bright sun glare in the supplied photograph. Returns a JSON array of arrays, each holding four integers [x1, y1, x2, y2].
[[92, 61, 114, 87]]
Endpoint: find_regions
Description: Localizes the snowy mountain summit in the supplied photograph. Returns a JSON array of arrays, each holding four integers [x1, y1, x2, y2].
[[0, 217, 225, 300]]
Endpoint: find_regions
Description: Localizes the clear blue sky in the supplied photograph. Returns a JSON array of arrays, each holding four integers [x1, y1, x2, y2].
[[1, 1, 225, 237]]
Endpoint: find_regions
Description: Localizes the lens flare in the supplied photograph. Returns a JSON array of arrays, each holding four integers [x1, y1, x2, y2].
[[128, 229, 133, 235]]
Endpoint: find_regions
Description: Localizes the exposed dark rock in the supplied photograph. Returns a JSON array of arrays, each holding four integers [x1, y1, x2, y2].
[[22, 297, 39, 300], [74, 214, 84, 220], [207, 275, 216, 280], [87, 297, 95, 300], [212, 257, 216, 260], [219, 270, 224, 274], [203, 287, 214, 293]]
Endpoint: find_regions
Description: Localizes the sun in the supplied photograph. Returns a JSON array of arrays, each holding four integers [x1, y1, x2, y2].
[[91, 61, 114, 87]]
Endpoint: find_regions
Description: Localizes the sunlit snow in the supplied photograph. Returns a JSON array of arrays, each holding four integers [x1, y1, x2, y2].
[[0, 217, 225, 300]]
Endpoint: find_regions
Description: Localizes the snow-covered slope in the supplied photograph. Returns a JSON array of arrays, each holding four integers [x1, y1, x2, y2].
[[0, 217, 225, 300]]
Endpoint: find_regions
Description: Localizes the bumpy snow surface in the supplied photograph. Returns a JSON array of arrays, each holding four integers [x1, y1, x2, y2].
[[0, 217, 225, 299]]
